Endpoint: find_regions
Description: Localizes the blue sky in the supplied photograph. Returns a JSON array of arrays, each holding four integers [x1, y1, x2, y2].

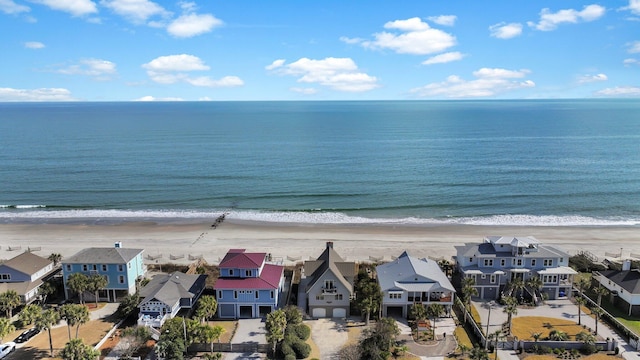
[[1, 0, 639, 101]]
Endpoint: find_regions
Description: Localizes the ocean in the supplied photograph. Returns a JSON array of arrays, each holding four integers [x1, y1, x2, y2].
[[1, 100, 639, 226]]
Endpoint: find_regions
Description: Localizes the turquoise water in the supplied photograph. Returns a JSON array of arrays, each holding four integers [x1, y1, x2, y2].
[[1, 100, 639, 225]]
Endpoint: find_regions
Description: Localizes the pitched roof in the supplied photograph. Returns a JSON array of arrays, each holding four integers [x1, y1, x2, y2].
[[376, 251, 454, 293], [215, 264, 283, 290], [1, 252, 52, 276], [219, 249, 266, 269], [63, 247, 143, 264], [599, 269, 640, 294], [304, 243, 355, 294], [139, 272, 206, 307]]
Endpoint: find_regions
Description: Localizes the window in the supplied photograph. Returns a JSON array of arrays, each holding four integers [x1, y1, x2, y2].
[[82, 264, 88, 271], [316, 294, 324, 300], [218, 291, 223, 299], [531, 259, 536, 267], [118, 275, 125, 284], [118, 264, 124, 272], [481, 274, 486, 279], [469, 258, 473, 262], [0, 274, 10, 280], [389, 293, 402, 299], [66, 264, 72, 271], [102, 264, 108, 272], [255, 291, 259, 299], [500, 259, 506, 267], [490, 275, 496, 284], [229, 269, 234, 276], [234, 291, 238, 299], [270, 291, 274, 299], [543, 259, 553, 267], [92, 264, 97, 271], [483, 259, 493, 267], [336, 294, 343, 300], [128, 262, 131, 269], [325, 280, 335, 289], [516, 259, 523, 266], [245, 270, 252, 277], [543, 275, 558, 283]]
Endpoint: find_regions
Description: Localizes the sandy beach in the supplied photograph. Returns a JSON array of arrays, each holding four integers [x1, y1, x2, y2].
[[0, 219, 638, 265]]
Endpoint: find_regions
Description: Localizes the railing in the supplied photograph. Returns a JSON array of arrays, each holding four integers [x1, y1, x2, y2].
[[138, 314, 169, 328], [322, 287, 338, 294]]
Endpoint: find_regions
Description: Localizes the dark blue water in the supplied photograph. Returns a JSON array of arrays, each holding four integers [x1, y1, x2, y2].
[[1, 100, 639, 225]]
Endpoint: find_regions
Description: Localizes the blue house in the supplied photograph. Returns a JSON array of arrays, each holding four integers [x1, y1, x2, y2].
[[214, 249, 285, 319], [62, 243, 145, 302]]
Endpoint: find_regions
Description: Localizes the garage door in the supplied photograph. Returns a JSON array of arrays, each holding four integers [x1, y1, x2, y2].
[[312, 308, 326, 318], [332, 308, 346, 318]]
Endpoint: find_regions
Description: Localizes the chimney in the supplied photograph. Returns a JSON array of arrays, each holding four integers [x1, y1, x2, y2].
[[114, 242, 122, 248], [326, 241, 333, 249], [622, 259, 631, 271]]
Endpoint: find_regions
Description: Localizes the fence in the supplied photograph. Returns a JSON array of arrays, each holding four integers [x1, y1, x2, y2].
[[188, 342, 270, 353], [575, 290, 639, 346]]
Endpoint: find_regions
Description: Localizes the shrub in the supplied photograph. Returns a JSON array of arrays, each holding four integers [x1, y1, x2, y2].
[[581, 343, 597, 355], [291, 338, 311, 359], [287, 323, 311, 341], [279, 341, 294, 359], [614, 346, 619, 354], [284, 355, 296, 360]]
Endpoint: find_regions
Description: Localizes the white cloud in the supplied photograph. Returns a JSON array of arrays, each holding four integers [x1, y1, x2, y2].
[[624, 58, 639, 66], [167, 12, 223, 38], [24, 41, 45, 49], [142, 54, 242, 88], [339, 36, 362, 45], [410, 67, 534, 98], [620, 0, 640, 15], [357, 17, 456, 55], [31, 0, 98, 16], [134, 95, 184, 101], [290, 87, 318, 95], [577, 73, 608, 83], [427, 15, 457, 26], [528, 4, 606, 31], [54, 58, 117, 80], [265, 59, 285, 70], [267, 57, 379, 92], [489, 22, 523, 39], [422, 51, 464, 65], [0, 87, 75, 101], [100, 0, 169, 24], [595, 86, 640, 96], [0, 0, 30, 14], [628, 41, 640, 53], [143, 54, 209, 72], [185, 75, 243, 87]]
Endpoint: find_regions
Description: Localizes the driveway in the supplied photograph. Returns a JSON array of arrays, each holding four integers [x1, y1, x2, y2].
[[308, 318, 349, 360], [225, 318, 267, 360], [395, 317, 457, 358]]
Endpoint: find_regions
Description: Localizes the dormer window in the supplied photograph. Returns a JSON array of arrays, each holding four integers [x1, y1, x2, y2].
[[245, 270, 252, 277]]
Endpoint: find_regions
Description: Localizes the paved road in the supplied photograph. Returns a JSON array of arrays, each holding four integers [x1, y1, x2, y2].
[[224, 318, 267, 360]]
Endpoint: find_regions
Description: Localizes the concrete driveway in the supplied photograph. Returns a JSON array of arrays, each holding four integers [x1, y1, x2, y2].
[[225, 318, 267, 360], [308, 318, 349, 360]]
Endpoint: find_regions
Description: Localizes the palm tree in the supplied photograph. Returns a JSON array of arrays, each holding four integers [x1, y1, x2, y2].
[[526, 276, 543, 304], [87, 274, 108, 308], [0, 290, 21, 317], [575, 331, 596, 345], [200, 324, 225, 354], [67, 273, 89, 304], [491, 330, 503, 359], [438, 259, 453, 277], [575, 296, 586, 325], [510, 278, 525, 303], [594, 285, 608, 307], [427, 303, 445, 340], [470, 345, 489, 360], [60, 338, 100, 360], [195, 295, 218, 324], [531, 332, 542, 344], [591, 307, 604, 335], [410, 303, 428, 337], [61, 304, 90, 339], [462, 276, 479, 323], [265, 309, 287, 355], [47, 253, 62, 266], [548, 329, 569, 341], [0, 318, 15, 343], [19, 303, 42, 327], [38, 281, 56, 305], [458, 343, 470, 357], [576, 277, 590, 297], [502, 296, 518, 335], [36, 308, 60, 357]]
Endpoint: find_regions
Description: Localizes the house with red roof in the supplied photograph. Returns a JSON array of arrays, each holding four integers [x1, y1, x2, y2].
[[214, 249, 285, 319]]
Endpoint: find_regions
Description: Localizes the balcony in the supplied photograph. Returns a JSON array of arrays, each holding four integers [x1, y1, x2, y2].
[[322, 287, 338, 294], [138, 313, 169, 328]]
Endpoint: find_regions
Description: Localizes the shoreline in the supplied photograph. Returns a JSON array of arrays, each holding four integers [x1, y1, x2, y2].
[[0, 219, 638, 265]]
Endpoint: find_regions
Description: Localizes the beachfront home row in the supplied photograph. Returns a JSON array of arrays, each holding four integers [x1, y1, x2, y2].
[[62, 243, 146, 302], [455, 236, 577, 301], [593, 260, 640, 316]]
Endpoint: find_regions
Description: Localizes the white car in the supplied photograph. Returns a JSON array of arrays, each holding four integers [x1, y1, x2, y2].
[[0, 342, 15, 359]]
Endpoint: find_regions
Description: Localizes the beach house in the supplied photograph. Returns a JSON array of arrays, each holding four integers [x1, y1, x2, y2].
[[0, 251, 58, 304], [376, 251, 455, 318], [593, 260, 640, 316], [62, 243, 145, 302], [138, 271, 207, 328], [455, 236, 577, 300], [299, 242, 356, 318], [214, 249, 284, 319]]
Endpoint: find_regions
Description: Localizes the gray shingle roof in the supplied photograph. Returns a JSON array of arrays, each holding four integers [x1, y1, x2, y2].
[[376, 251, 454, 292], [64, 247, 143, 264], [304, 244, 355, 294], [599, 269, 640, 294], [139, 272, 207, 307]]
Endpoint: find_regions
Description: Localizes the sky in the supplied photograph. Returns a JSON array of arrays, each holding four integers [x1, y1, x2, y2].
[[0, 0, 639, 101]]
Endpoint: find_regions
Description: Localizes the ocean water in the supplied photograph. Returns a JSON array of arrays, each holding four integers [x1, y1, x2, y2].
[[1, 100, 639, 226]]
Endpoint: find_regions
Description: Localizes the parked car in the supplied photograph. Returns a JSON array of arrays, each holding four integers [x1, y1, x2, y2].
[[15, 327, 40, 343], [0, 342, 15, 359]]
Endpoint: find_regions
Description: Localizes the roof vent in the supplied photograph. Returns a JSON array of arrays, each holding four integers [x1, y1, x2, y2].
[[114, 242, 122, 248]]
